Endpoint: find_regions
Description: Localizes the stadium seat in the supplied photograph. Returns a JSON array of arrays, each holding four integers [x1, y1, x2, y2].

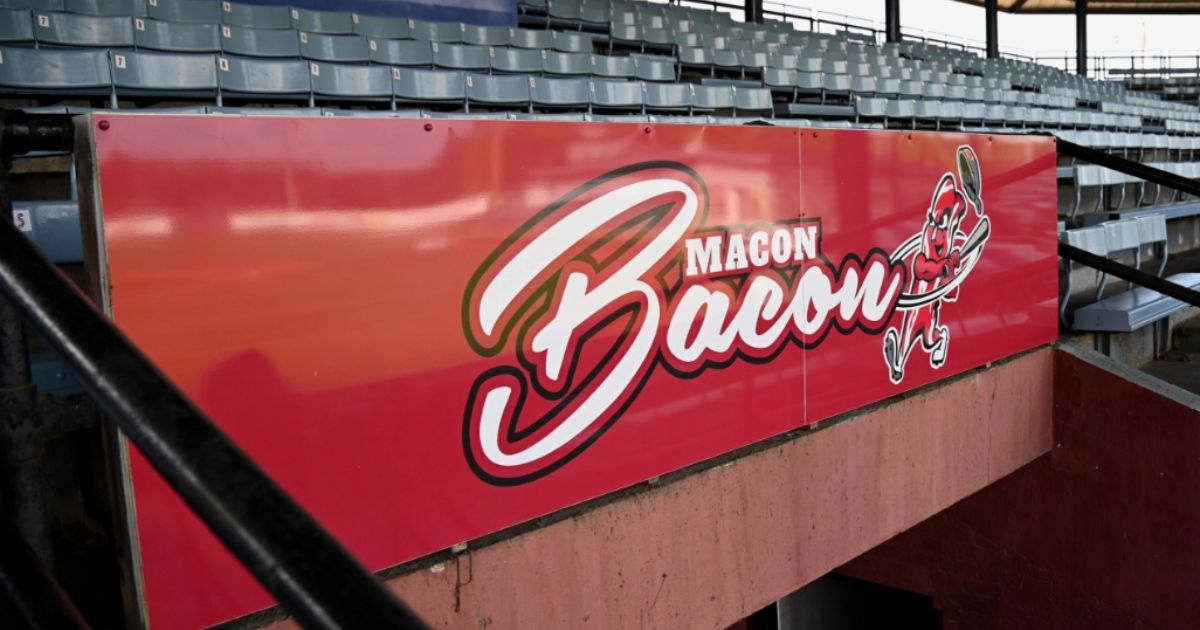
[[220, 1, 290, 30], [134, 18, 219, 52], [146, 0, 219, 24], [490, 47, 541, 74], [733, 86, 773, 117], [0, 8, 32, 44], [65, 0, 143, 17], [0, 45, 111, 96], [289, 8, 353, 35], [392, 67, 464, 107], [351, 14, 409, 39], [589, 78, 642, 112], [111, 50, 217, 101], [542, 50, 589, 76], [692, 84, 733, 111], [368, 39, 431, 67], [220, 24, 298, 58], [462, 24, 511, 47], [510, 27, 554, 49], [410, 19, 462, 43], [33, 12, 133, 47], [299, 32, 369, 63], [529, 75, 588, 110], [551, 30, 591, 53], [634, 56, 676, 82], [3, 0, 65, 10], [642, 81, 691, 113], [216, 55, 309, 104], [432, 42, 489, 72], [465, 73, 530, 109], [591, 54, 634, 79], [308, 61, 390, 105]]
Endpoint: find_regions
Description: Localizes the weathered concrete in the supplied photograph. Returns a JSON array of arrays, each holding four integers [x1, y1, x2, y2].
[[246, 349, 1054, 630], [840, 342, 1200, 630]]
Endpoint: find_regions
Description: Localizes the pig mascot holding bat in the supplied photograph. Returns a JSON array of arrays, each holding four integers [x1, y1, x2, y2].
[[883, 145, 990, 384]]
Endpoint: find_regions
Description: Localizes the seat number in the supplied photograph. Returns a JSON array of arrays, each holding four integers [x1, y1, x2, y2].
[[13, 210, 31, 233]]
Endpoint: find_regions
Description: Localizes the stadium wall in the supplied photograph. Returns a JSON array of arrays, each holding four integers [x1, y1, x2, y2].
[[244, 348, 1053, 630], [839, 342, 1200, 630]]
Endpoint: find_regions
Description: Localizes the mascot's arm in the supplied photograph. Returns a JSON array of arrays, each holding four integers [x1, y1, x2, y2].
[[913, 252, 945, 282]]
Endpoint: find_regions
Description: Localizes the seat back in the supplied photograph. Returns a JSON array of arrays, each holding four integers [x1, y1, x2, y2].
[[410, 19, 462, 43], [462, 24, 510, 46], [368, 39, 430, 66], [147, 0, 220, 24], [351, 14, 410, 39], [590, 78, 642, 108], [218, 55, 309, 95], [290, 8, 352, 34], [299, 32, 368, 63], [529, 75, 588, 107], [465, 72, 530, 105], [113, 50, 216, 91], [134, 17, 219, 52], [392, 67, 464, 102], [309, 61, 389, 98], [0, 8, 33, 43], [692, 84, 733, 110], [0, 45, 110, 89], [591, 54, 633, 78], [34, 11, 133, 46], [221, 24, 298, 57], [490, 46, 540, 74], [221, 1, 290, 29], [642, 81, 691, 109], [432, 42, 489, 71]]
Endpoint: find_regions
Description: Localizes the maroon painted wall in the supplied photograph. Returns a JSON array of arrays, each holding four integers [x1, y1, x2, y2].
[[840, 344, 1200, 629]]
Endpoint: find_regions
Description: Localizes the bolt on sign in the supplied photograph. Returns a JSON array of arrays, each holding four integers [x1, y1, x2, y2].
[[84, 116, 1058, 629]]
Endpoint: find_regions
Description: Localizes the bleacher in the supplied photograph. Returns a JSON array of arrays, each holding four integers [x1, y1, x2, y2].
[[8, 0, 1200, 343]]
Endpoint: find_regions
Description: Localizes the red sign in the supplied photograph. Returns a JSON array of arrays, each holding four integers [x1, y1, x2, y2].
[[89, 116, 1058, 629]]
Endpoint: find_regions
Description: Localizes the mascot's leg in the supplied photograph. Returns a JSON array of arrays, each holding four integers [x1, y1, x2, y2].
[[926, 302, 950, 368]]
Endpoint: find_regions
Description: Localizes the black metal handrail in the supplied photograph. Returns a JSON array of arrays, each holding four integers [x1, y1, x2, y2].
[[0, 111, 427, 629]]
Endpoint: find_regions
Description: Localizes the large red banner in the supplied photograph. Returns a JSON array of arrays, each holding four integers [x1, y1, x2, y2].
[[88, 116, 1058, 629]]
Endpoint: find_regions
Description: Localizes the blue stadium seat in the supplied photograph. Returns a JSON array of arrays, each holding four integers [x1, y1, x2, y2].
[[221, 1, 290, 30], [0, 45, 110, 96], [111, 50, 217, 101], [220, 24, 298, 58], [351, 14, 409, 39], [290, 7, 352, 35], [309, 61, 390, 105], [146, 0, 219, 24], [34, 11, 133, 47], [299, 32, 368, 63], [465, 73, 530, 109], [368, 38, 431, 67], [65, 0, 144, 17], [410, 19, 461, 43], [216, 55, 309, 104], [134, 17, 219, 52], [432, 42, 489, 72], [0, 8, 32, 44], [392, 67, 464, 107]]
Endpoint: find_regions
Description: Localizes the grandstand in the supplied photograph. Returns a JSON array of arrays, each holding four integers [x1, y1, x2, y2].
[[4, 0, 1200, 629]]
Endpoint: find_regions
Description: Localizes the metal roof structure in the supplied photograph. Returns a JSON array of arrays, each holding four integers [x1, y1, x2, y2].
[[951, 0, 1200, 14]]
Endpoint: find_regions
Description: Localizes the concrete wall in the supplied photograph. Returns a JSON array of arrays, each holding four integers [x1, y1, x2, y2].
[[839, 343, 1200, 630], [240, 349, 1054, 630]]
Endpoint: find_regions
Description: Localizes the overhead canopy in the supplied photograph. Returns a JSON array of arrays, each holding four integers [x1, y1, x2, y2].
[[951, 0, 1200, 13]]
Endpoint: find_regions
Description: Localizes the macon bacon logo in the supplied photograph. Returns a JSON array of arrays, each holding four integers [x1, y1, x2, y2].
[[462, 154, 987, 486]]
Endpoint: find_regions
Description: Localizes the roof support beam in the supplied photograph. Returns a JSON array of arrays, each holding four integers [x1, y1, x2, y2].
[[885, 0, 901, 43], [1076, 0, 1088, 75], [985, 0, 999, 58], [744, 0, 762, 23]]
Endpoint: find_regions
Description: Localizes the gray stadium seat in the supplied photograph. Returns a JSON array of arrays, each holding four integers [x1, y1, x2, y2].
[[677, 47, 711, 72], [351, 14, 409, 39], [0, 8, 32, 43], [216, 55, 309, 103], [290, 8, 352, 35], [634, 56, 675, 82], [299, 32, 368, 63], [490, 47, 541, 74], [220, 24, 298, 58], [763, 67, 797, 97], [309, 61, 390, 104], [0, 46, 110, 96], [432, 42, 489, 72], [392, 67, 464, 106], [462, 24, 511, 46], [3, 0, 64, 10], [134, 18, 219, 52], [65, 0, 142, 17], [221, 2, 290, 30], [147, 0, 219, 24], [410, 19, 461, 43], [643, 82, 691, 113], [542, 50, 589, 76], [111, 50, 216, 100], [368, 38, 431, 67], [590, 79, 643, 112], [733, 86, 773, 116], [510, 27, 553, 49], [551, 30, 592, 52], [529, 75, 588, 110], [692, 84, 734, 111], [591, 54, 633, 79], [33, 12, 133, 47], [465, 73, 530, 109]]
